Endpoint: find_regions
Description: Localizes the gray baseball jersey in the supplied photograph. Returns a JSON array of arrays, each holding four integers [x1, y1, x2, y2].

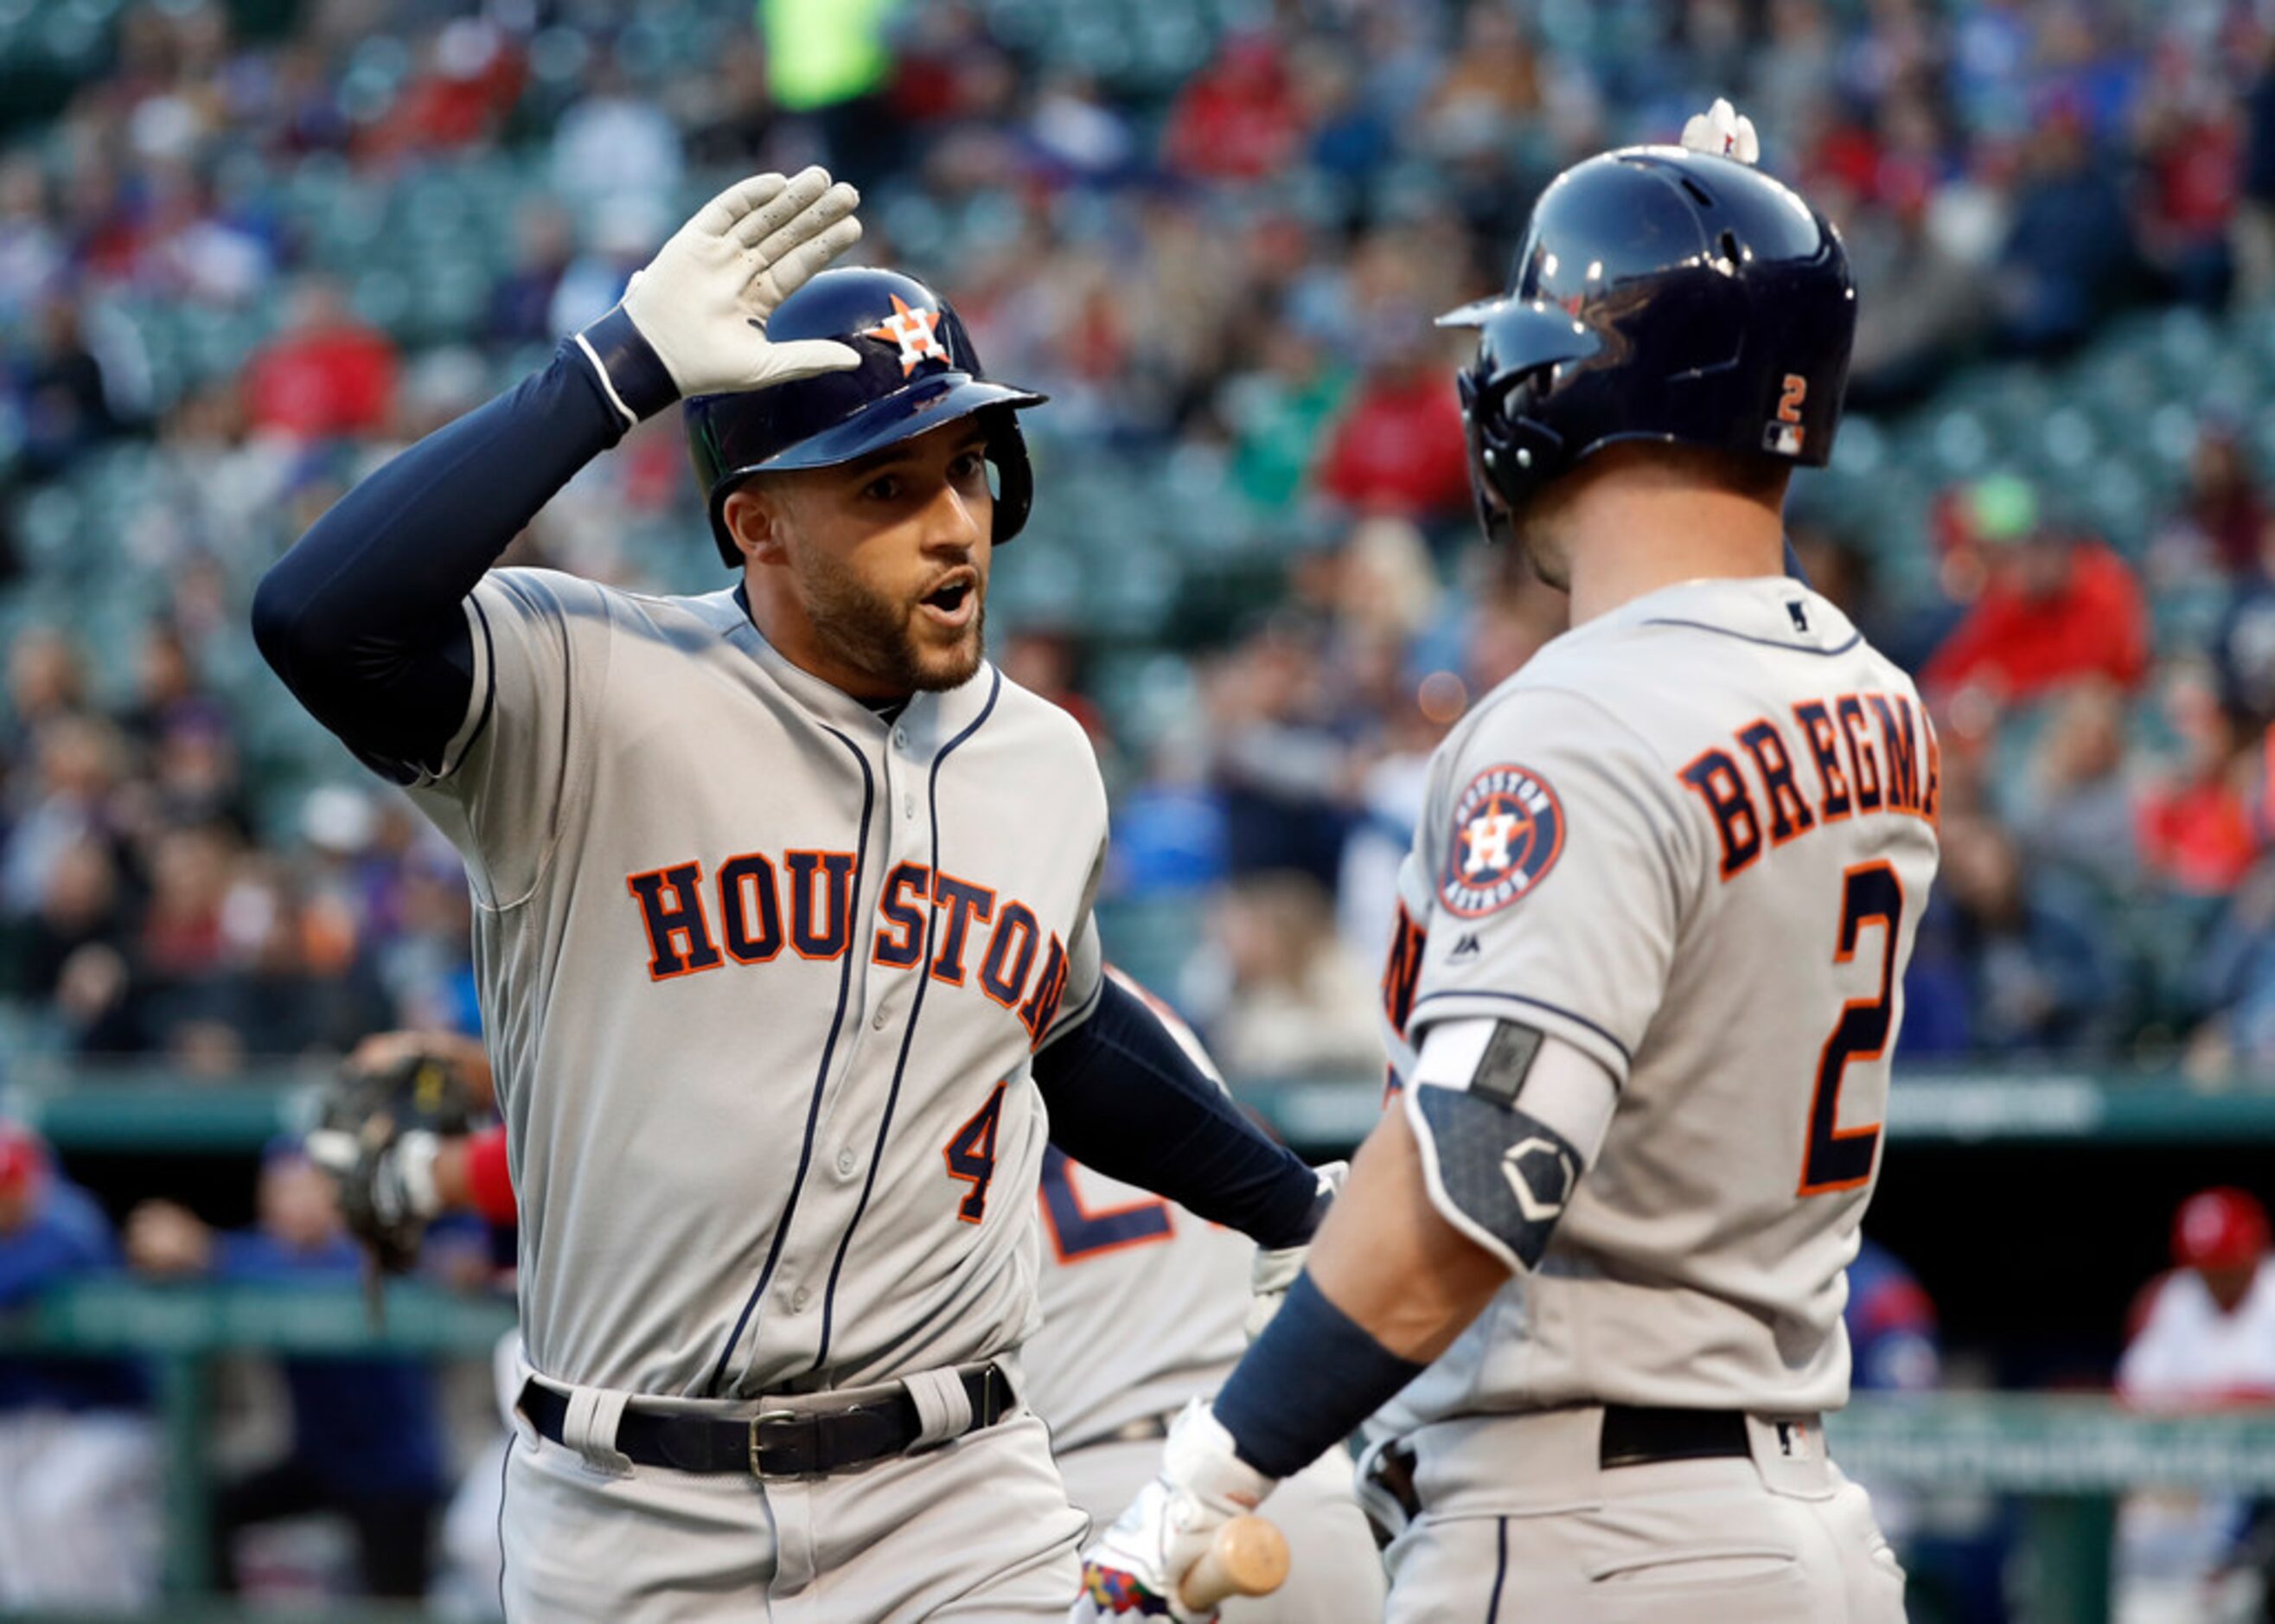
[[1376, 576, 1940, 1429], [1025, 969, 1245, 1451], [1030, 973, 1389, 1624], [1026, 1150, 1247, 1449], [407, 567, 1108, 1398]]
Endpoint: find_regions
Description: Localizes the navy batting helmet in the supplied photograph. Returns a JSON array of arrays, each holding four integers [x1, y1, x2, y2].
[[1440, 146, 1854, 542], [685, 266, 1046, 568]]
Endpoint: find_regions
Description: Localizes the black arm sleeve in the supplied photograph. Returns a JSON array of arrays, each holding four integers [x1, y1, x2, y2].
[[249, 311, 674, 778], [1032, 976, 1326, 1249]]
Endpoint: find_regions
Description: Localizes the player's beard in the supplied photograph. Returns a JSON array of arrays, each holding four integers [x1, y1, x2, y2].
[[796, 547, 987, 695]]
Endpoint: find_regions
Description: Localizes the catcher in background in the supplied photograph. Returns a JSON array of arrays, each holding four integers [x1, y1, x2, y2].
[[305, 1030, 508, 1270], [1079, 101, 1936, 1624]]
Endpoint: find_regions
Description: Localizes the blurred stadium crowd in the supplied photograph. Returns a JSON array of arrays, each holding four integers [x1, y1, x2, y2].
[[1, 0, 2274, 1615], [3, 0, 2275, 1087]]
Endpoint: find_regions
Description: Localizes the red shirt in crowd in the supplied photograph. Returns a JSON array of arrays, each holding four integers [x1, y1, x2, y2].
[[1316, 372, 1472, 520], [1162, 40, 1299, 181], [1922, 542, 2151, 703], [242, 321, 400, 439], [2138, 775, 2259, 897]]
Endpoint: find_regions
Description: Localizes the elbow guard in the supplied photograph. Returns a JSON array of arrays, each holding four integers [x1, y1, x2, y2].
[[1402, 1019, 1616, 1274]]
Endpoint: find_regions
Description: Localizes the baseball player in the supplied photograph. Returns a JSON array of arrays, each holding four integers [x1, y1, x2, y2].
[[1080, 102, 1939, 1622], [1032, 971, 1384, 1623], [253, 168, 1334, 1618], [2114, 1189, 2275, 1615], [2119, 1186, 2275, 1407], [334, 984, 1388, 1622]]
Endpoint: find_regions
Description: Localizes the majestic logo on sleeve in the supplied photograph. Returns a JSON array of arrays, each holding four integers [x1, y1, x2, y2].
[[1439, 764, 1564, 917], [864, 295, 951, 376]]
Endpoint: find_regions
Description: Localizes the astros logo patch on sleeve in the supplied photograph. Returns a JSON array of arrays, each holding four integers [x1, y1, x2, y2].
[[1439, 764, 1565, 917]]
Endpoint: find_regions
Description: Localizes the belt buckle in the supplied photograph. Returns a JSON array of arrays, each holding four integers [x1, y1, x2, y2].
[[747, 1408, 799, 1476]]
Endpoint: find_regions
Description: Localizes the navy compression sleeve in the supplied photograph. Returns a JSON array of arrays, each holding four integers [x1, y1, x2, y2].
[[1213, 1272, 1425, 1478], [1032, 975, 1326, 1249], [250, 312, 673, 777]]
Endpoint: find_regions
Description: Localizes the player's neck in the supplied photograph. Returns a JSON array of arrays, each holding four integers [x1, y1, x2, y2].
[[740, 572, 915, 704], [1554, 477, 1787, 626]]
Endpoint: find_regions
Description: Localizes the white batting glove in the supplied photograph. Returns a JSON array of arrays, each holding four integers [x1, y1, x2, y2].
[[1244, 1160, 1345, 1341], [1075, 1402, 1274, 1623], [1681, 97, 1760, 164], [578, 166, 864, 424]]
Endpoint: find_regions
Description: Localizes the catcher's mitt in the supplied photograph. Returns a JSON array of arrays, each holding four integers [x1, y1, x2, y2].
[[304, 1045, 482, 1273]]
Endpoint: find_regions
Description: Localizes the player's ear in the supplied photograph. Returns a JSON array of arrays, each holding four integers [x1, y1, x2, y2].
[[723, 486, 790, 567]]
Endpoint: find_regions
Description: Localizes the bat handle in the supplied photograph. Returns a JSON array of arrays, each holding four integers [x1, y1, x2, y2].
[[1177, 1514, 1290, 1611]]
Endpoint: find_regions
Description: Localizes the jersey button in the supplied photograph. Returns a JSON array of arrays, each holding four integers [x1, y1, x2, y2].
[[790, 1288, 810, 1312], [892, 727, 910, 751], [835, 1148, 857, 1177], [871, 1007, 889, 1031]]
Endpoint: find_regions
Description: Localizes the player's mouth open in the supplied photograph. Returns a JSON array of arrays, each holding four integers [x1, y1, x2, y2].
[[918, 574, 977, 628]]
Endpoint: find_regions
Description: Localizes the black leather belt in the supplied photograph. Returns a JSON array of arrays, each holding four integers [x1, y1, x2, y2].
[[518, 1364, 1013, 1476], [1597, 1404, 1751, 1469], [1361, 1405, 1754, 1525]]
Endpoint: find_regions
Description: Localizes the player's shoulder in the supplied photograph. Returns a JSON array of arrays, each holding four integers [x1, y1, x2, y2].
[[987, 664, 1105, 772], [1477, 579, 1903, 740], [473, 567, 746, 642], [1542, 575, 1880, 680], [476, 565, 604, 613], [2127, 1268, 2200, 1338], [42, 1178, 116, 1249]]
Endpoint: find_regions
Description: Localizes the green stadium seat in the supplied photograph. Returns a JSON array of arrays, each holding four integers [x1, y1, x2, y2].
[[13, 484, 82, 576], [1926, 406, 1993, 479], [350, 266, 413, 334]]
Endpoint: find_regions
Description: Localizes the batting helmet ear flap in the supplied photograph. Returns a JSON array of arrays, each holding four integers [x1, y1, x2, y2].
[[709, 480, 751, 571], [981, 406, 1033, 544]]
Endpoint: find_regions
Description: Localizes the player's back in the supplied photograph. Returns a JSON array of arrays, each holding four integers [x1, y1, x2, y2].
[[1024, 969, 1249, 1449], [1384, 575, 1940, 1429], [1025, 1151, 1248, 1450]]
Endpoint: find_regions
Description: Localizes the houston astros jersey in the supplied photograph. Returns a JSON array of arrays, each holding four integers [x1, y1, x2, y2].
[[1376, 574, 1940, 1428], [1025, 1152, 1249, 1451], [1025, 972, 1248, 1451], [407, 568, 1108, 1397]]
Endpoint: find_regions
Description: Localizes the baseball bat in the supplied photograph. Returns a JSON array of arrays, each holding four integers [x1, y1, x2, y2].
[[1178, 1515, 1290, 1610]]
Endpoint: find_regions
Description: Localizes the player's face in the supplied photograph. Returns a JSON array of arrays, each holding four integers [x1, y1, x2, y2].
[[750, 421, 995, 700]]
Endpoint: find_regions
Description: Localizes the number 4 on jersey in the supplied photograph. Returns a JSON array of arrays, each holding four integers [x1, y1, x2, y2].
[[1800, 862, 1904, 1196], [943, 1081, 1007, 1223]]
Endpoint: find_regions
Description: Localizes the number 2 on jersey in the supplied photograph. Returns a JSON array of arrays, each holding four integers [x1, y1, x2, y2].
[[1038, 1146, 1173, 1261], [1800, 861, 1904, 1197], [943, 1081, 1007, 1223]]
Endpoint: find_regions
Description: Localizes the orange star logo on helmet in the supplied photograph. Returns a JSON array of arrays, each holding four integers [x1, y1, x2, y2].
[[863, 294, 951, 376]]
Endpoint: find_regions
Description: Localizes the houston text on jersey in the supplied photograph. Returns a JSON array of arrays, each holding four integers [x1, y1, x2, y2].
[[623, 852, 1071, 1045]]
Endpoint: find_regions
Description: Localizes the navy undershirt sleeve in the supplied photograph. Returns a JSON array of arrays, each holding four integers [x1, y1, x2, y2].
[[250, 312, 666, 780], [1032, 975, 1326, 1249]]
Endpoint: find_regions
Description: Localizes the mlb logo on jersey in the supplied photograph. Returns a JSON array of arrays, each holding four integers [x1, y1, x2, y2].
[[864, 294, 951, 376], [1439, 763, 1565, 917]]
